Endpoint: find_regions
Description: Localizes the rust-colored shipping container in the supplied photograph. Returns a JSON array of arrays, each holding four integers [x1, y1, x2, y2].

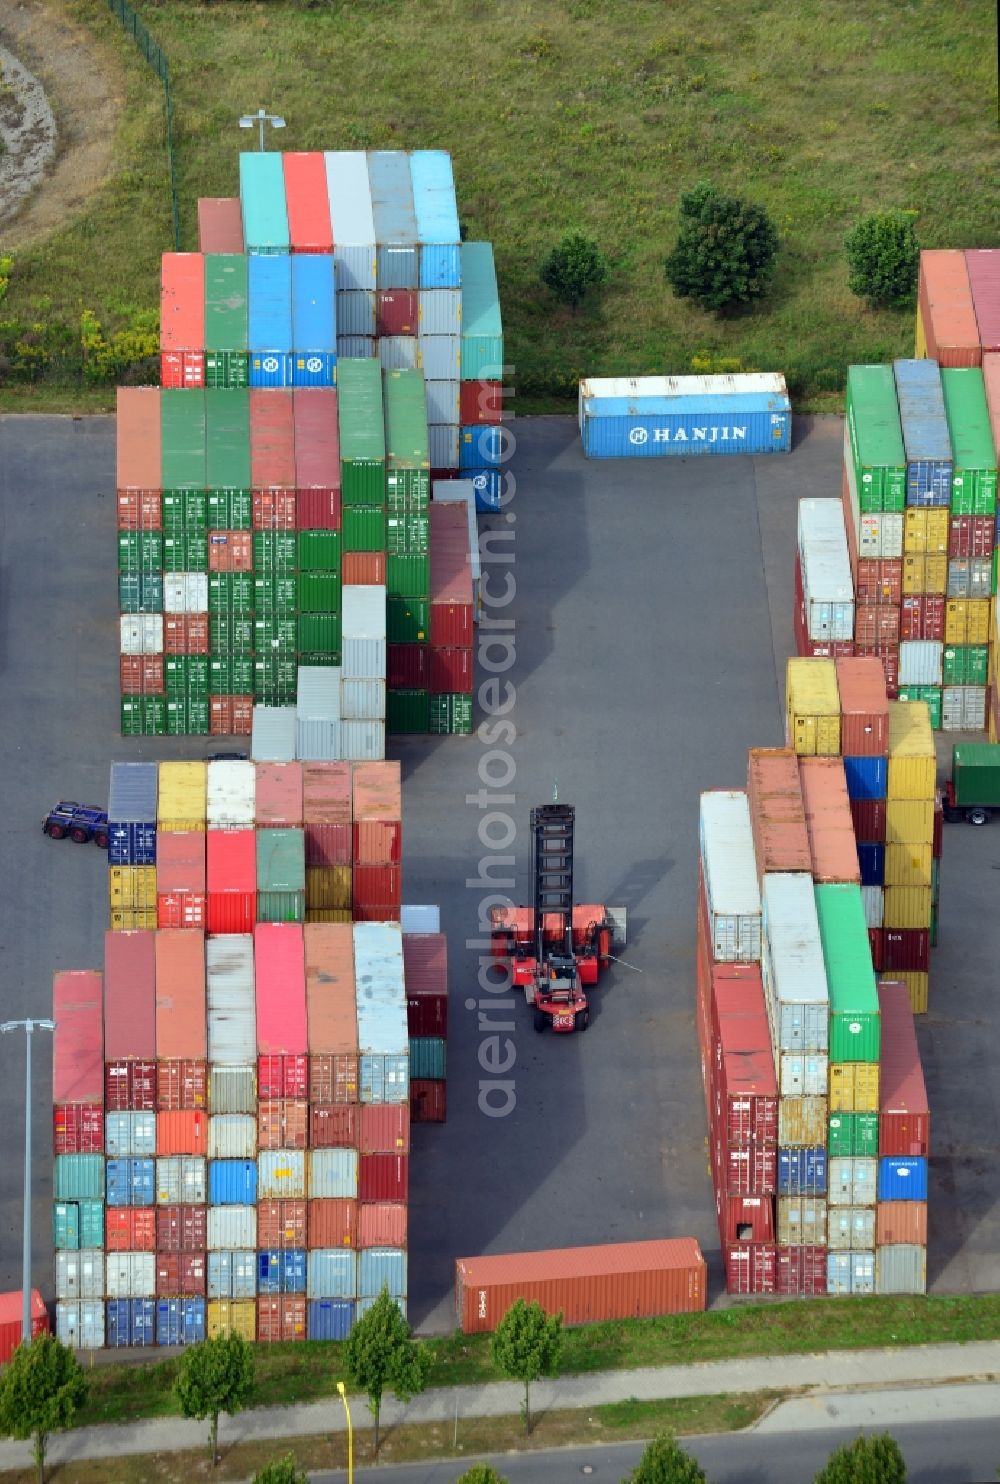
[[343, 551, 385, 584], [878, 979, 930, 1156], [156, 1251, 206, 1297], [352, 864, 402, 909], [119, 655, 165, 695], [253, 489, 297, 531], [460, 379, 503, 425], [402, 933, 448, 1038], [376, 290, 417, 336], [852, 606, 900, 650], [965, 250, 1000, 352], [155, 929, 207, 1060], [918, 250, 981, 367], [258, 1099, 309, 1150], [352, 761, 402, 864], [357, 1201, 407, 1248], [105, 1060, 156, 1112], [156, 835, 207, 931], [775, 1245, 827, 1296], [715, 1190, 774, 1245], [876, 1200, 927, 1246], [255, 763, 304, 829], [53, 1104, 103, 1155], [250, 387, 296, 491], [293, 387, 341, 530], [410, 1078, 446, 1123], [746, 748, 811, 880], [948, 514, 995, 559], [429, 646, 475, 694], [117, 387, 162, 494], [117, 487, 161, 532], [210, 696, 254, 736], [358, 1153, 408, 1203], [257, 1200, 307, 1251], [798, 757, 862, 885], [724, 1242, 776, 1295], [304, 922, 358, 1103], [854, 641, 899, 699], [856, 559, 903, 607], [156, 1205, 208, 1253], [105, 931, 156, 1061], [359, 1104, 410, 1155], [157, 1110, 208, 1156], [882, 928, 929, 974], [257, 1295, 307, 1344], [106, 1208, 156, 1253], [303, 763, 352, 866], [163, 614, 210, 656], [708, 970, 778, 1149], [456, 1238, 706, 1334], [430, 502, 474, 647], [900, 595, 945, 643], [156, 1059, 208, 1111], [197, 197, 244, 253], [307, 1198, 357, 1249], [835, 656, 889, 756], [713, 1131, 777, 1197], [208, 531, 253, 572], [53, 970, 104, 1105]]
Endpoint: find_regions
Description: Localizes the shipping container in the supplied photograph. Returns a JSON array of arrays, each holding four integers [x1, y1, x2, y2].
[[204, 254, 249, 388], [53, 1200, 104, 1251], [161, 253, 205, 386], [106, 1111, 157, 1158], [828, 1111, 878, 1157], [207, 835, 257, 935], [887, 702, 936, 799], [282, 151, 333, 254], [307, 1249, 358, 1300], [104, 931, 155, 1061], [875, 1243, 926, 1295], [760, 874, 829, 1051], [54, 1250, 104, 1302], [53, 971, 104, 1105], [307, 1299, 355, 1340], [206, 1209, 257, 1255], [206, 934, 256, 1063], [155, 1296, 206, 1345], [460, 242, 503, 381], [402, 933, 448, 1038], [836, 655, 889, 756], [829, 1062, 880, 1113], [257, 1249, 307, 1296], [307, 1199, 357, 1250], [107, 1297, 156, 1348], [797, 501, 854, 641], [814, 885, 880, 1061], [777, 1147, 827, 1197], [156, 833, 207, 930], [257, 1199, 307, 1252], [337, 358, 386, 505], [240, 150, 289, 254], [845, 366, 906, 512], [827, 1156, 877, 1207], [256, 838, 306, 923], [55, 1300, 104, 1350], [894, 359, 953, 506], [325, 152, 376, 292], [291, 254, 337, 385], [746, 749, 811, 879], [798, 759, 861, 885], [878, 1156, 928, 1201], [105, 1060, 156, 1114], [410, 150, 461, 288], [308, 1148, 358, 1200], [155, 1251, 206, 1298], [206, 1299, 256, 1341], [579, 373, 791, 459], [918, 250, 981, 368], [368, 151, 419, 289], [201, 1248, 253, 1299], [157, 1205, 208, 1253], [257, 1294, 307, 1343]]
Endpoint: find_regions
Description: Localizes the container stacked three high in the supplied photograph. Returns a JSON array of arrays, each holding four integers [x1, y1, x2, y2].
[[118, 150, 501, 740]]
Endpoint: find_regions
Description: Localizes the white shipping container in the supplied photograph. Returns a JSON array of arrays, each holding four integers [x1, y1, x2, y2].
[[297, 666, 341, 720], [400, 904, 441, 934], [55, 1250, 104, 1301], [207, 1205, 257, 1251], [828, 1250, 875, 1296], [307, 1148, 359, 1199], [56, 1300, 104, 1349], [378, 335, 419, 371], [325, 151, 376, 292], [419, 290, 461, 336], [106, 1252, 156, 1299], [828, 1157, 877, 1207], [337, 290, 376, 336], [252, 706, 297, 763], [207, 1249, 257, 1297], [582, 372, 789, 402], [207, 935, 256, 1065], [860, 885, 884, 929], [797, 498, 855, 641], [120, 614, 164, 655], [898, 640, 943, 687], [424, 380, 460, 425], [776, 1196, 828, 1246], [778, 1052, 828, 1098], [207, 760, 256, 828], [336, 335, 375, 360], [208, 1114, 258, 1159], [258, 1149, 307, 1200], [342, 643, 386, 683], [827, 1207, 876, 1251], [859, 514, 904, 559], [875, 1244, 927, 1295], [209, 1065, 257, 1115], [295, 718, 343, 762], [156, 1156, 207, 1205], [428, 423, 460, 469], [163, 573, 209, 613], [418, 334, 460, 380], [105, 1112, 156, 1157], [761, 873, 829, 1052], [942, 685, 986, 731], [341, 679, 386, 721], [354, 922, 408, 1054], [342, 587, 387, 680], [698, 791, 762, 962]]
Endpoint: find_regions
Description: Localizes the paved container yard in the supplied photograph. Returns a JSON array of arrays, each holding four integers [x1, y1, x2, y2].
[[0, 411, 994, 1335]]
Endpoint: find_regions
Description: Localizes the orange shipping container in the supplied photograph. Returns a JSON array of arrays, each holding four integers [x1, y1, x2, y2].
[[918, 250, 981, 368], [798, 757, 862, 885], [835, 656, 889, 756], [357, 1201, 407, 1248], [746, 748, 811, 881], [307, 1199, 357, 1249], [105, 1208, 156, 1252], [155, 929, 207, 1060], [156, 1058, 208, 1111], [343, 552, 386, 584], [117, 387, 162, 492], [157, 1110, 208, 1156], [310, 1104, 359, 1147], [359, 1103, 410, 1154], [876, 1200, 927, 1247], [258, 1100, 309, 1150], [304, 922, 358, 1101], [208, 531, 253, 572], [352, 761, 402, 863], [456, 1238, 706, 1334], [257, 1200, 307, 1251]]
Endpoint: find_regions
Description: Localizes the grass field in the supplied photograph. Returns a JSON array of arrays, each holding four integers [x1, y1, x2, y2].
[[4, 0, 999, 409]]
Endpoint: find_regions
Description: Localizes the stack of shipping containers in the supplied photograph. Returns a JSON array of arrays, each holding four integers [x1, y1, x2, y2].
[[384, 367, 428, 732], [352, 762, 402, 923], [875, 980, 930, 1293], [404, 929, 448, 1123], [459, 242, 505, 511], [412, 151, 462, 476], [108, 763, 158, 926], [118, 390, 166, 736], [428, 501, 475, 735], [53, 972, 106, 1349], [884, 700, 940, 1014]]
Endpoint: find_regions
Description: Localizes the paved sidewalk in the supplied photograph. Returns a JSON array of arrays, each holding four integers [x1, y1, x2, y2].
[[2, 1340, 999, 1471]]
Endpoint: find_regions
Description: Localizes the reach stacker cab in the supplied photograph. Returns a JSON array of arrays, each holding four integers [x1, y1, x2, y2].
[[943, 743, 1000, 825], [42, 802, 109, 848]]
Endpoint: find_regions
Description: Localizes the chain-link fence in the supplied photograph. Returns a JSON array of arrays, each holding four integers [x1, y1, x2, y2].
[[106, 0, 181, 249]]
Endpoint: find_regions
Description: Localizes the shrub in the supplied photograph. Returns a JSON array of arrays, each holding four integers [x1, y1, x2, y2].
[[665, 180, 778, 313], [540, 232, 609, 310], [844, 211, 919, 308]]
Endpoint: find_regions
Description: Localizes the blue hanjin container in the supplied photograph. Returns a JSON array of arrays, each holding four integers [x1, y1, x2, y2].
[[249, 254, 293, 387], [209, 1159, 258, 1205], [468, 469, 503, 513], [291, 255, 337, 387], [459, 425, 504, 470], [258, 1249, 307, 1295], [410, 150, 461, 289], [843, 755, 888, 801], [156, 1298, 206, 1346], [893, 359, 953, 507], [878, 1156, 928, 1201], [578, 374, 792, 459], [857, 843, 885, 887], [106, 1158, 155, 1207], [777, 1146, 827, 1196], [107, 1298, 155, 1348], [308, 1298, 355, 1340]]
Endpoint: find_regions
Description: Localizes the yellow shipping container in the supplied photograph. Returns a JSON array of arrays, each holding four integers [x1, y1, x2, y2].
[[305, 908, 352, 923], [883, 886, 932, 929], [885, 799, 934, 845], [786, 658, 841, 756], [109, 865, 157, 910], [991, 697, 998, 745], [887, 701, 936, 800], [829, 1062, 880, 1113], [157, 760, 208, 831], [902, 554, 947, 595], [778, 1095, 827, 1146], [903, 508, 949, 555], [305, 865, 352, 911], [885, 842, 933, 888], [945, 598, 991, 646], [895, 970, 929, 1015], [777, 1196, 828, 1246], [110, 908, 158, 931], [207, 1300, 256, 1342]]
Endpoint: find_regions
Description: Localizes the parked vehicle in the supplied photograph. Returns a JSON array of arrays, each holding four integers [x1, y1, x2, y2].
[[943, 743, 1000, 824], [43, 803, 109, 847]]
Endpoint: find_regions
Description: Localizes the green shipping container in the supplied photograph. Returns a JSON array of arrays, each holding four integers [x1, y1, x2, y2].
[[53, 1155, 104, 1201], [206, 387, 252, 498], [298, 530, 342, 571], [338, 358, 386, 506], [165, 655, 210, 696], [387, 512, 429, 556], [209, 572, 255, 614], [253, 530, 298, 572], [388, 688, 430, 734], [298, 651, 341, 667], [53, 1199, 104, 1251], [254, 616, 298, 652], [205, 350, 249, 390], [253, 574, 298, 614], [408, 1036, 447, 1079], [210, 613, 255, 652], [942, 644, 989, 687], [931, 856, 941, 905], [254, 656, 298, 701], [460, 242, 503, 382], [257, 828, 306, 894], [297, 613, 341, 655], [845, 365, 907, 514], [941, 368, 998, 514], [166, 694, 209, 735], [118, 573, 163, 614], [204, 254, 248, 352], [298, 573, 341, 613], [388, 554, 430, 597], [827, 1113, 878, 1158], [384, 368, 430, 483], [117, 530, 163, 572], [342, 505, 387, 552], [387, 597, 428, 643], [386, 479, 430, 514], [161, 489, 208, 532], [162, 530, 208, 574], [896, 684, 942, 730], [207, 489, 252, 530], [120, 694, 166, 737], [951, 743, 1000, 807], [160, 388, 207, 490], [209, 653, 254, 694], [814, 884, 880, 1062], [430, 693, 473, 735]]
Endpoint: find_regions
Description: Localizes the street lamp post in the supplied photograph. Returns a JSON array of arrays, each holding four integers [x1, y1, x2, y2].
[[238, 107, 286, 151], [336, 1380, 353, 1482], [1, 1019, 55, 1345]]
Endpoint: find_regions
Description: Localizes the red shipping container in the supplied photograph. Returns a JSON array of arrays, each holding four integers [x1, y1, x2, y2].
[[156, 1059, 208, 1111], [53, 1105, 103, 1155], [250, 388, 296, 491], [948, 514, 995, 559], [117, 488, 161, 532], [293, 388, 341, 522], [105, 931, 156, 1061], [119, 654, 165, 695], [353, 762, 402, 864], [918, 249, 981, 367], [161, 252, 205, 353], [282, 152, 334, 253], [106, 1208, 156, 1253], [868, 928, 884, 973], [206, 831, 256, 933], [156, 832, 207, 931], [850, 798, 886, 842], [104, 1060, 156, 1112], [798, 757, 862, 886], [878, 979, 930, 1156], [352, 864, 402, 909], [775, 1246, 827, 1296], [388, 643, 429, 690], [965, 250, 1000, 353], [357, 1202, 408, 1248], [359, 1104, 410, 1155], [253, 490, 298, 531], [852, 605, 900, 649], [255, 927, 308, 1062], [309, 1054, 358, 1107], [307, 1199, 357, 1249], [210, 695, 253, 736], [257, 1295, 307, 1343], [305, 921, 358, 1101], [353, 901, 401, 924], [255, 763, 303, 828], [298, 487, 341, 531], [455, 1238, 706, 1334], [715, 1189, 774, 1245], [161, 349, 205, 389], [430, 503, 474, 648], [156, 1110, 208, 1156], [155, 1251, 206, 1297], [410, 1079, 447, 1123], [430, 647, 474, 694], [303, 763, 352, 864], [856, 559, 903, 607], [709, 981, 778, 1146], [746, 749, 811, 881], [403, 933, 448, 1038], [854, 642, 899, 699], [310, 1104, 359, 1148], [156, 1205, 208, 1253], [376, 290, 417, 336], [460, 379, 503, 425], [724, 1243, 776, 1295], [713, 1139, 777, 1197], [358, 1153, 408, 1203], [343, 551, 384, 584], [164, 613, 210, 655], [882, 928, 930, 974], [197, 197, 244, 254], [156, 929, 207, 1061], [53, 970, 104, 1105], [900, 594, 945, 642], [208, 531, 253, 572], [0, 1291, 49, 1364], [258, 1099, 309, 1150], [257, 1200, 307, 1251], [117, 386, 162, 495]]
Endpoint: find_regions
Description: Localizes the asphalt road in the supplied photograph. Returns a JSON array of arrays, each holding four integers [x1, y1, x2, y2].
[[0, 412, 997, 1332]]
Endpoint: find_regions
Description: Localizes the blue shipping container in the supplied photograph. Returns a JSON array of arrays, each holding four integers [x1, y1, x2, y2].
[[108, 822, 157, 867], [249, 255, 293, 350], [307, 1298, 355, 1341], [777, 1146, 828, 1196], [409, 150, 461, 288], [468, 469, 503, 513], [843, 755, 888, 801], [359, 1053, 410, 1105], [291, 255, 337, 388], [857, 843, 885, 887], [207, 1250, 257, 1300], [459, 425, 504, 470], [359, 1247, 406, 1299], [106, 1158, 155, 1207], [368, 151, 418, 289], [210, 1160, 258, 1205], [357, 1293, 406, 1320], [307, 1249, 357, 1300], [878, 1156, 928, 1201], [109, 761, 158, 822], [54, 1155, 105, 1201], [578, 375, 792, 459], [106, 1298, 155, 1348], [893, 359, 953, 507], [156, 1297, 206, 1346], [827, 1251, 875, 1296], [258, 1249, 307, 1295]]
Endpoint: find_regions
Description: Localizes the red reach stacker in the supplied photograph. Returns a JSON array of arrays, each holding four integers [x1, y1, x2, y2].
[[490, 804, 626, 1034]]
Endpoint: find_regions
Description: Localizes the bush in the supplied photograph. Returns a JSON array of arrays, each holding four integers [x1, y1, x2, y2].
[[665, 180, 779, 313], [813, 1431, 907, 1484], [251, 1455, 308, 1484], [540, 232, 609, 310], [844, 211, 919, 308], [627, 1433, 709, 1483], [455, 1466, 509, 1484]]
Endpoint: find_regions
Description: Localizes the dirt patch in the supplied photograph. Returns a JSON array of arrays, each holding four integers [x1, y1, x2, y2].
[[0, 0, 124, 246]]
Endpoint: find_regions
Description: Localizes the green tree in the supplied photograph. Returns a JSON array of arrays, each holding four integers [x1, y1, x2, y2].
[[343, 1285, 429, 1456], [0, 1333, 88, 1484], [813, 1431, 907, 1484], [540, 232, 609, 310], [844, 211, 919, 308], [626, 1433, 709, 1483], [174, 1331, 255, 1467], [251, 1455, 309, 1484], [489, 1298, 563, 1435], [455, 1466, 510, 1483], [665, 180, 779, 313]]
